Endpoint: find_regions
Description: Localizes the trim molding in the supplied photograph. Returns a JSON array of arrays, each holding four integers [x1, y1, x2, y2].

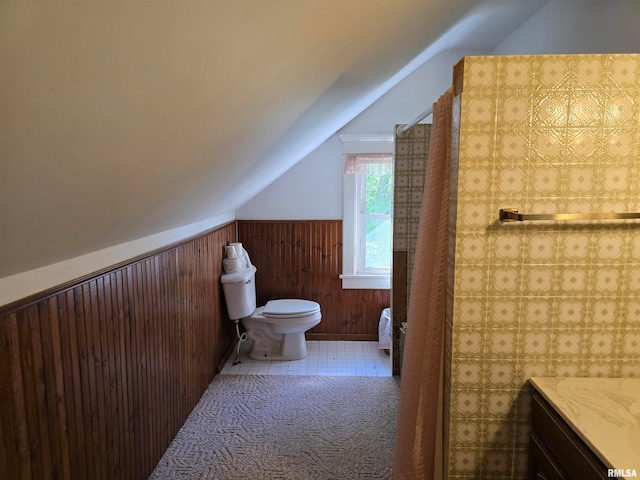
[[339, 133, 394, 154]]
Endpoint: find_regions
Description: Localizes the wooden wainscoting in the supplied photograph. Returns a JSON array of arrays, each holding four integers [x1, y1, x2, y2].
[[237, 220, 390, 341], [0, 222, 237, 480]]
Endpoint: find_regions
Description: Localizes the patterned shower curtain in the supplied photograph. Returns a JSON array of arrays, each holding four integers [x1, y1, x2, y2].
[[393, 89, 453, 480]]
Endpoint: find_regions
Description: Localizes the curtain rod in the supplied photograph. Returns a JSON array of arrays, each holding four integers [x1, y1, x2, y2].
[[395, 106, 433, 137]]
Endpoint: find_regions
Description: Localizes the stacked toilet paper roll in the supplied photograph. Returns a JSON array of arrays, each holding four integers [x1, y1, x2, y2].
[[223, 243, 251, 273]]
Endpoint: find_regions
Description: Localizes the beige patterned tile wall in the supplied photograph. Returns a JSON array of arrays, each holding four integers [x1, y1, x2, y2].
[[393, 124, 431, 295], [392, 124, 430, 374], [446, 54, 640, 479]]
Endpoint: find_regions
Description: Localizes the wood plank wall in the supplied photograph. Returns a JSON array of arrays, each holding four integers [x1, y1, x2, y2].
[[237, 220, 390, 341], [0, 222, 237, 480]]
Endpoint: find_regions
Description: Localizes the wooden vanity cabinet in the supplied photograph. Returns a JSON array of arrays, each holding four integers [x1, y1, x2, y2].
[[529, 391, 614, 480]]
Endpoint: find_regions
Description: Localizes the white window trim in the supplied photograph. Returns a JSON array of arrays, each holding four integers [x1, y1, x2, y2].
[[339, 134, 393, 290]]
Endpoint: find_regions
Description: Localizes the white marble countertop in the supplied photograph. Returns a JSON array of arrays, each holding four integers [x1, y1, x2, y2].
[[530, 377, 640, 478]]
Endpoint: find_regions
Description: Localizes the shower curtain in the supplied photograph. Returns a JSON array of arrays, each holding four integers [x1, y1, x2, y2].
[[393, 89, 453, 480]]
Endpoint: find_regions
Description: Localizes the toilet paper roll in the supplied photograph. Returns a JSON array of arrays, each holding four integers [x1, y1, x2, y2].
[[229, 242, 248, 268], [231, 242, 244, 258], [225, 245, 238, 259], [223, 257, 242, 273]]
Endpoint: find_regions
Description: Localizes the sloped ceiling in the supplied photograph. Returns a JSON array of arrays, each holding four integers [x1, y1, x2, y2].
[[0, 0, 546, 277]]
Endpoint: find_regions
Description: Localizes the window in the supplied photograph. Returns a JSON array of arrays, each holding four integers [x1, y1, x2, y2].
[[352, 155, 393, 272], [339, 134, 393, 289]]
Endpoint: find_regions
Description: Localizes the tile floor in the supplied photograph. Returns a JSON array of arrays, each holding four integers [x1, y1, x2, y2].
[[220, 340, 392, 377]]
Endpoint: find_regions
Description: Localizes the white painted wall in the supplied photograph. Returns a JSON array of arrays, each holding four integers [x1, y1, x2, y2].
[[235, 135, 344, 220], [493, 0, 640, 55], [0, 214, 234, 307], [340, 50, 478, 135], [238, 0, 640, 220], [236, 49, 482, 219]]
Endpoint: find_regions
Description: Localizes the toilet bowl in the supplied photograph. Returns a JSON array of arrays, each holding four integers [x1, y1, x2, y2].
[[221, 259, 321, 361], [242, 299, 321, 360]]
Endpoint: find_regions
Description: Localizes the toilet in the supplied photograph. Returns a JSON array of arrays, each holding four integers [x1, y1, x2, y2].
[[221, 256, 321, 361]]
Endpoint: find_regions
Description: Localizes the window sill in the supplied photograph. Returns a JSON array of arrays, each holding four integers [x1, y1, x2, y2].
[[339, 274, 390, 290]]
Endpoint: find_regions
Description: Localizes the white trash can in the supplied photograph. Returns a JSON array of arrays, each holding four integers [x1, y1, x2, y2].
[[378, 307, 391, 351]]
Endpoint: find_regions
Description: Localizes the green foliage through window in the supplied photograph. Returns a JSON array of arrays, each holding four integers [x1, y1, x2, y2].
[[365, 163, 393, 221], [362, 162, 393, 270]]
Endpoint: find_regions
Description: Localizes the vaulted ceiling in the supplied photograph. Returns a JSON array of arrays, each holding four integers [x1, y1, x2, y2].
[[0, 0, 548, 277]]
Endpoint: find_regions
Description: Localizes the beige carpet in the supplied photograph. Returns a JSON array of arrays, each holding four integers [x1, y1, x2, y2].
[[150, 375, 400, 479]]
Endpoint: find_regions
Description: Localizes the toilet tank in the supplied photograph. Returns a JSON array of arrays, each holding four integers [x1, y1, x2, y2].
[[221, 266, 257, 320]]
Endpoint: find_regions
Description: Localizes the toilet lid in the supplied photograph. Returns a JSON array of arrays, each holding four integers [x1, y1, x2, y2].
[[263, 299, 320, 318]]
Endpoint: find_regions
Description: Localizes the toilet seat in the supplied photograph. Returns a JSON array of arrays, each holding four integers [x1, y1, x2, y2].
[[262, 299, 320, 319]]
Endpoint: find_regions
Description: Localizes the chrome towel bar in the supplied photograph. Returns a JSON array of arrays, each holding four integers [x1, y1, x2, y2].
[[499, 208, 640, 222]]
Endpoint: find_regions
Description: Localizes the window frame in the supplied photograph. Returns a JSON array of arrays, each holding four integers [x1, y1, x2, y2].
[[339, 134, 393, 290]]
